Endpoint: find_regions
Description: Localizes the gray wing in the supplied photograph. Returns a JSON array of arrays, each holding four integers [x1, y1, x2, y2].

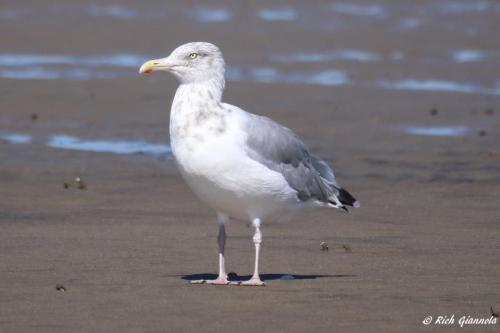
[[244, 113, 341, 205]]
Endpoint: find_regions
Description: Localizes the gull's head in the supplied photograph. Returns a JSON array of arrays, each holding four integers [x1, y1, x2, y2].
[[139, 42, 225, 84]]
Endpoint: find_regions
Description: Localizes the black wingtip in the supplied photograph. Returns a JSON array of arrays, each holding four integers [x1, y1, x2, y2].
[[338, 188, 359, 208]]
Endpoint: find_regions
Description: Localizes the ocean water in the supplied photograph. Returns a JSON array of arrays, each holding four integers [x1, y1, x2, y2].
[[1, 132, 171, 156], [0, 2, 498, 96], [0, 133, 32, 144], [0, 0, 499, 152], [1, 51, 497, 96], [257, 8, 298, 21], [47, 135, 171, 155], [395, 125, 470, 137]]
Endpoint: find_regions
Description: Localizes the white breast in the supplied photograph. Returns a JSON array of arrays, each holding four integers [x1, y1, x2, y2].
[[169, 94, 299, 222]]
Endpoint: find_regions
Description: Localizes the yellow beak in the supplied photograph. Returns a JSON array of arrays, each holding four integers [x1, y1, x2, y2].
[[139, 60, 158, 74], [139, 57, 177, 74]]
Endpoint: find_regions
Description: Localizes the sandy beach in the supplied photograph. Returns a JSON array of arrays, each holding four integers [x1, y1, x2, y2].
[[1, 1, 499, 332]]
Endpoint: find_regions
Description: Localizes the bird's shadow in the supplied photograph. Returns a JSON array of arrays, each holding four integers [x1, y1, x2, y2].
[[180, 273, 355, 282]]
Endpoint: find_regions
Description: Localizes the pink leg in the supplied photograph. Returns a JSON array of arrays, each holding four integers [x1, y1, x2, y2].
[[240, 219, 265, 286], [191, 213, 230, 285]]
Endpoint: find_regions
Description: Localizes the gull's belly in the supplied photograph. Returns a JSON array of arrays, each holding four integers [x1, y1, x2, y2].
[[172, 137, 299, 221]]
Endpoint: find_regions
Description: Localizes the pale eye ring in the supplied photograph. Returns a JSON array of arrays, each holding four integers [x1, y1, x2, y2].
[[189, 53, 198, 59]]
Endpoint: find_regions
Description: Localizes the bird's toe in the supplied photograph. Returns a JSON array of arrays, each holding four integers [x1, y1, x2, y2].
[[190, 277, 230, 285], [239, 278, 265, 286], [189, 279, 207, 284], [205, 277, 230, 285]]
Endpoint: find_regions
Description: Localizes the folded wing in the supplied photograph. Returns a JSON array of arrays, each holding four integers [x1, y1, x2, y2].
[[243, 114, 358, 210]]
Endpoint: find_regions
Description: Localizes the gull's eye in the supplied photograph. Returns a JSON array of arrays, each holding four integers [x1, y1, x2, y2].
[[189, 53, 198, 59]]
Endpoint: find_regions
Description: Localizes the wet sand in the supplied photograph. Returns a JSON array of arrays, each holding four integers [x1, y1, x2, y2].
[[1, 1, 500, 332]]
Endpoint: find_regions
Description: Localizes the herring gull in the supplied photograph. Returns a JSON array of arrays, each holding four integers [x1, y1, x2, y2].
[[139, 42, 359, 286]]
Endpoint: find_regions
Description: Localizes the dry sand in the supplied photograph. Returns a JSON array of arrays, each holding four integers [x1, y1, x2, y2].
[[1, 1, 499, 332]]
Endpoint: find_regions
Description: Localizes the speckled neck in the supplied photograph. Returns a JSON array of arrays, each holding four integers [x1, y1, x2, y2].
[[169, 77, 228, 146], [173, 76, 224, 110]]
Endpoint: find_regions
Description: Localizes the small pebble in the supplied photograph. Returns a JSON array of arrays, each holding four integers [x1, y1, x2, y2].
[[343, 244, 352, 253], [487, 151, 498, 158], [63, 182, 70, 189], [478, 130, 487, 137], [55, 284, 66, 292], [484, 108, 494, 116], [430, 108, 438, 116], [75, 177, 86, 189], [31, 113, 38, 120], [320, 242, 328, 251]]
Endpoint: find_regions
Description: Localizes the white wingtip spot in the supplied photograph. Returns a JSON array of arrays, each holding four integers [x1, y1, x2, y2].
[[353, 201, 361, 208]]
